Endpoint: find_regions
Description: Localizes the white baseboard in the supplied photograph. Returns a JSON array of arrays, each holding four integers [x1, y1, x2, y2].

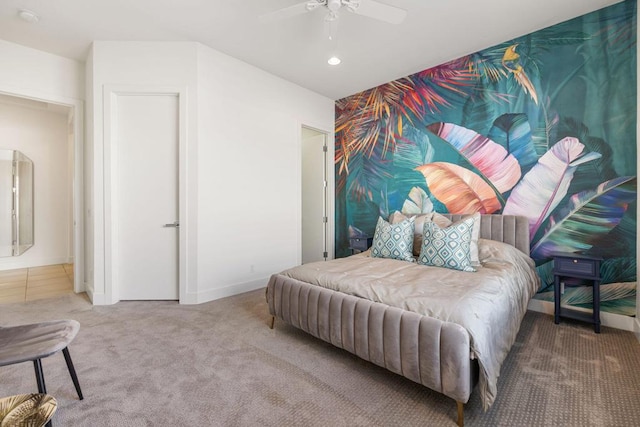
[[635, 318, 640, 342], [183, 277, 268, 305], [86, 278, 267, 305], [0, 256, 72, 271], [85, 282, 109, 305], [527, 299, 635, 332]]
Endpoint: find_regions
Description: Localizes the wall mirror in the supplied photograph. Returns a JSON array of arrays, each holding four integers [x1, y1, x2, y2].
[[0, 149, 34, 256]]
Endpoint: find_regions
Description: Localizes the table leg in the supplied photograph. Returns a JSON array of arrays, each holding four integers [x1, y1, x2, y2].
[[554, 275, 561, 324], [593, 280, 601, 333]]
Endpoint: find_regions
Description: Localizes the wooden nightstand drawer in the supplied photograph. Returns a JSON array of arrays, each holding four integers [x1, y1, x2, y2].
[[552, 252, 602, 280], [555, 257, 597, 276]]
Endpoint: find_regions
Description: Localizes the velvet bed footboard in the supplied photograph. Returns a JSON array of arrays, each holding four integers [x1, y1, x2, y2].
[[266, 274, 479, 404], [265, 214, 530, 426]]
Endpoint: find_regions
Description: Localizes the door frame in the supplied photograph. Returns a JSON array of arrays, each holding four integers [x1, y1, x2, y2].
[[298, 124, 334, 263], [103, 85, 188, 303], [0, 87, 84, 294]]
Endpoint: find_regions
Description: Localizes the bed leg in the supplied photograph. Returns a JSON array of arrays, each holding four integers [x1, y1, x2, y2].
[[456, 401, 464, 427], [268, 316, 275, 329]]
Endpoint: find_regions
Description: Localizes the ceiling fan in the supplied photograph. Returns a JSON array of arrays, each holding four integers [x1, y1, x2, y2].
[[260, 0, 407, 25]]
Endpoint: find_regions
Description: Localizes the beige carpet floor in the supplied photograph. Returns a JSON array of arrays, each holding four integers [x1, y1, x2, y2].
[[0, 289, 639, 426]]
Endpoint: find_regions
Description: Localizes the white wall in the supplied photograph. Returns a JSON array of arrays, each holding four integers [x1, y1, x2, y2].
[[87, 41, 334, 304], [87, 41, 198, 304], [0, 100, 72, 269], [0, 39, 85, 291], [0, 40, 84, 101], [194, 44, 334, 303]]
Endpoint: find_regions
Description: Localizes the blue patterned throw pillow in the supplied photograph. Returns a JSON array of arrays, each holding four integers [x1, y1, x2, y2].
[[371, 216, 415, 262], [418, 216, 476, 272]]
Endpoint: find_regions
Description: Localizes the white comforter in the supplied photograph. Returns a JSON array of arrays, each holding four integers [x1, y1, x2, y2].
[[280, 238, 540, 409]]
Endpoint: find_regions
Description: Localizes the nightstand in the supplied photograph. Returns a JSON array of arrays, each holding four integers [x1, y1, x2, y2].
[[552, 252, 603, 333], [349, 237, 373, 254]]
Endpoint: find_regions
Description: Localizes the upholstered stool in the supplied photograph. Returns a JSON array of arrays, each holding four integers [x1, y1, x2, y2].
[[0, 320, 84, 400]]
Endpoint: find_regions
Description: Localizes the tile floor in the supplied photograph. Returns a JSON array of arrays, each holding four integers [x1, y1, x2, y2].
[[0, 264, 75, 304]]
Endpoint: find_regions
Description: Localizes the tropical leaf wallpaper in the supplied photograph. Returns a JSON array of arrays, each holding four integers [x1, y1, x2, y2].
[[335, 1, 637, 316]]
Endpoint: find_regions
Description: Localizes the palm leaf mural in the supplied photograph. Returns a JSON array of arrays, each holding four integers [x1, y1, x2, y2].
[[344, 146, 393, 202], [487, 113, 539, 173], [601, 257, 637, 284], [334, 2, 636, 318], [335, 59, 477, 176], [535, 260, 555, 292], [501, 44, 539, 105], [402, 187, 434, 214], [464, 28, 590, 84], [556, 117, 619, 185], [393, 125, 436, 170], [565, 282, 636, 306], [503, 137, 602, 237], [536, 282, 636, 316], [538, 282, 636, 316], [461, 88, 514, 137], [426, 122, 522, 194], [593, 216, 636, 257], [530, 95, 560, 156], [600, 297, 637, 317], [415, 162, 501, 213], [530, 176, 637, 260]]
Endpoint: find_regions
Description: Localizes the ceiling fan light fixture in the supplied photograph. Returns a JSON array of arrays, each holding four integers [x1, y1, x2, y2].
[[327, 0, 342, 12], [17, 9, 40, 23], [324, 11, 338, 22], [328, 56, 341, 65], [306, 0, 324, 12], [343, 0, 361, 13]]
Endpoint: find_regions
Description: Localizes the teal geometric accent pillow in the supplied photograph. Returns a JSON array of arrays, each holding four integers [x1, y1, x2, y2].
[[371, 216, 415, 262], [417, 216, 476, 272]]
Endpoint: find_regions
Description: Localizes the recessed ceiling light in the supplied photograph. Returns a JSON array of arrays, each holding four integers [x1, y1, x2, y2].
[[328, 56, 341, 66], [17, 9, 40, 24]]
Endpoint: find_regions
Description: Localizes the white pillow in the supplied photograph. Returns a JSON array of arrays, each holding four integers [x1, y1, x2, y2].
[[389, 211, 453, 256], [467, 212, 481, 267]]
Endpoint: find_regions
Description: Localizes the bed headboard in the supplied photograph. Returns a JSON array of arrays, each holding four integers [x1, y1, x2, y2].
[[444, 214, 530, 255]]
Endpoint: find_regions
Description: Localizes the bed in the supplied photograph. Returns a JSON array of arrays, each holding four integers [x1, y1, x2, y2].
[[266, 214, 539, 426]]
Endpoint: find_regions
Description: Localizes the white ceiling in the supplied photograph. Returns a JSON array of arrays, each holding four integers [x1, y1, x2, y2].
[[0, 0, 623, 100]]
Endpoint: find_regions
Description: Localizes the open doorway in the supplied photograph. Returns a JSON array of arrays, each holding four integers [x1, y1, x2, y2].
[[0, 92, 83, 302], [301, 126, 331, 264]]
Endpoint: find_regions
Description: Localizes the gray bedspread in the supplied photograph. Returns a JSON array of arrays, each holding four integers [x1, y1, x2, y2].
[[278, 238, 540, 409]]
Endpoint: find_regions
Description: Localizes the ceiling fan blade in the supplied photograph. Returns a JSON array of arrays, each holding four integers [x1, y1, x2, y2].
[[259, 1, 310, 24], [354, 0, 407, 24]]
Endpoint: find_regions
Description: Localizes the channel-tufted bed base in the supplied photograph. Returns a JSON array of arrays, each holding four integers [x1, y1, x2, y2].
[[266, 214, 530, 426], [266, 275, 478, 426]]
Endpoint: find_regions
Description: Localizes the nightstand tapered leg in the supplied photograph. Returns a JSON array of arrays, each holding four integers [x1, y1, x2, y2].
[[554, 275, 561, 324], [594, 280, 601, 333]]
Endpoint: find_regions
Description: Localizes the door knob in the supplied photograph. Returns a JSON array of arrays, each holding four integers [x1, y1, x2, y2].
[[163, 221, 180, 228]]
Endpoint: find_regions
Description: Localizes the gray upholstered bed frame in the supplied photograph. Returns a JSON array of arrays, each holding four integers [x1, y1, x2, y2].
[[266, 214, 530, 426]]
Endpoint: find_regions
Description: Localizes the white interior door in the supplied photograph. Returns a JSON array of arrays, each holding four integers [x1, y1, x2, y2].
[[116, 94, 179, 300], [301, 128, 327, 264]]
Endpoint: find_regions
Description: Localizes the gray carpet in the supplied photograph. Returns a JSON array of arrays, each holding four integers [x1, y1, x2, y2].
[[1, 290, 639, 426]]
